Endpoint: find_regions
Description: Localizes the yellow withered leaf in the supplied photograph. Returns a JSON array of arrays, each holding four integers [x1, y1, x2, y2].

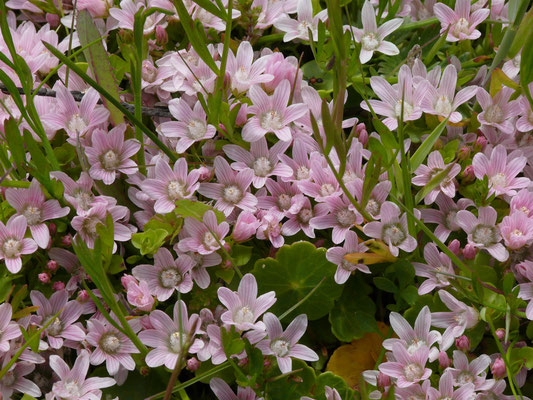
[[344, 240, 396, 265], [13, 306, 40, 320]]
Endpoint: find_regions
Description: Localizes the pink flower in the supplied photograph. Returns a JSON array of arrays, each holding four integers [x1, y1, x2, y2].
[[226, 41, 274, 94], [347, 1, 402, 63], [241, 79, 307, 142], [223, 137, 292, 188], [232, 212, 260, 242], [434, 0, 489, 42], [273, 0, 328, 42], [0, 303, 21, 352], [256, 212, 284, 248], [139, 300, 203, 369], [282, 197, 327, 239], [133, 248, 195, 301], [0, 215, 38, 273], [448, 350, 493, 390], [326, 230, 370, 284], [108, 0, 166, 33], [30, 290, 85, 349], [499, 211, 533, 250], [86, 124, 141, 185], [0, 361, 41, 399], [518, 282, 533, 320], [217, 273, 276, 331], [427, 370, 475, 400], [298, 154, 342, 201], [412, 151, 461, 204], [363, 201, 417, 257], [50, 171, 100, 214], [412, 243, 455, 295], [256, 313, 318, 373], [352, 179, 391, 219], [420, 194, 474, 242], [125, 279, 155, 312], [279, 139, 312, 182], [48, 350, 115, 400], [378, 342, 432, 388], [86, 318, 140, 375], [421, 65, 478, 123], [198, 156, 258, 216], [456, 206, 509, 261], [510, 189, 533, 217], [517, 83, 533, 133], [141, 158, 201, 214], [257, 178, 306, 219], [178, 210, 230, 255], [361, 65, 428, 130], [210, 377, 260, 400], [158, 99, 217, 153], [476, 87, 520, 134], [6, 179, 70, 248]]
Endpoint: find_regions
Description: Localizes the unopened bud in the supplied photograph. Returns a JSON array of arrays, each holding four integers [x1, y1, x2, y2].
[[491, 357, 506, 379], [495, 328, 506, 341], [38, 272, 51, 284], [455, 335, 470, 352], [155, 25, 168, 46], [458, 146, 471, 161], [186, 357, 200, 371], [474, 136, 487, 152], [448, 239, 461, 256], [61, 234, 72, 247], [438, 351, 451, 369], [462, 165, 475, 183], [77, 290, 90, 302], [48, 223, 57, 236], [463, 243, 476, 260], [52, 281, 66, 291], [46, 13, 60, 28], [47, 260, 59, 272]]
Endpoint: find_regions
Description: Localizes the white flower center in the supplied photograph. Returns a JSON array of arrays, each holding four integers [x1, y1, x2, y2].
[[394, 100, 414, 120], [187, 119, 207, 140], [260, 111, 284, 131], [361, 32, 380, 51], [23, 205, 42, 226], [67, 114, 88, 135], [403, 362, 424, 382], [382, 223, 406, 246], [169, 331, 183, 353], [453, 17, 470, 36], [46, 317, 63, 336], [73, 189, 94, 211], [319, 183, 336, 197], [341, 259, 356, 272], [203, 232, 219, 249], [160, 268, 182, 288], [298, 208, 313, 224], [277, 194, 292, 211], [366, 199, 380, 217], [435, 266, 450, 284], [406, 338, 427, 355], [489, 172, 506, 188], [100, 332, 121, 354], [485, 104, 504, 123], [2, 238, 22, 258], [511, 229, 523, 238], [234, 66, 249, 83], [234, 306, 255, 325], [82, 216, 102, 238], [297, 20, 313, 37], [253, 157, 273, 177], [167, 180, 188, 200], [434, 95, 453, 115], [62, 381, 82, 398], [456, 371, 474, 385], [444, 210, 459, 230], [101, 150, 121, 170], [1, 371, 15, 386], [513, 54, 521, 68], [270, 338, 290, 357], [295, 166, 310, 180], [223, 185, 243, 204], [336, 207, 357, 227], [472, 224, 499, 246]]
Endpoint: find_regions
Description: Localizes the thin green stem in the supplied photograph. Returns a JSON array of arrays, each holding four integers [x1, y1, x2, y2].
[[279, 277, 326, 320]]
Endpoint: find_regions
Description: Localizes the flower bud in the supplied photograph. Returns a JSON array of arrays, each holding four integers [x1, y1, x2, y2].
[[377, 372, 391, 388], [121, 274, 137, 290], [47, 260, 59, 272], [186, 357, 200, 371], [474, 136, 487, 152], [355, 123, 368, 146], [155, 25, 168, 46], [140, 315, 154, 330], [61, 234, 72, 247], [46, 13, 60, 28], [458, 146, 471, 161], [462, 165, 475, 183], [491, 357, 506, 379], [495, 328, 506, 341], [195, 166, 212, 181], [232, 212, 259, 242], [438, 351, 451, 369], [38, 272, 51, 284], [448, 239, 461, 256], [78, 290, 90, 302], [463, 243, 476, 260], [48, 223, 57, 236], [52, 281, 66, 291], [455, 335, 470, 352]]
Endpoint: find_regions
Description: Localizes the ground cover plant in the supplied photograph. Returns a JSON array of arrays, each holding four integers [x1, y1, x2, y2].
[[0, 0, 532, 398]]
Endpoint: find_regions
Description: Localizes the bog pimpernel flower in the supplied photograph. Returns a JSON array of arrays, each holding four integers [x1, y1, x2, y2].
[[0, 215, 38, 273]]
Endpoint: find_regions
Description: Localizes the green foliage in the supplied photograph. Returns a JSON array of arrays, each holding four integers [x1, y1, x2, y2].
[[131, 228, 168, 255]]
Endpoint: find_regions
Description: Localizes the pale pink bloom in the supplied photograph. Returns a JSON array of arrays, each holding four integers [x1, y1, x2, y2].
[[477, 380, 522, 400], [412, 151, 461, 204], [282, 197, 328, 238], [125, 279, 155, 311], [383, 306, 441, 362], [108, 0, 166, 33], [499, 211, 533, 250], [511, 189, 533, 217], [427, 370, 475, 400], [279, 139, 312, 182], [178, 210, 229, 255], [273, 0, 328, 42], [352, 179, 392, 219], [339, 141, 369, 184], [409, 0, 436, 21], [347, 1, 402, 63], [48, 350, 115, 400], [86, 318, 140, 375], [0, 361, 41, 399], [326, 230, 369, 284], [158, 99, 216, 153], [421, 65, 477, 123], [253, 0, 286, 30], [434, 0, 489, 42], [256, 212, 284, 248], [198, 156, 258, 216], [302, 386, 342, 400], [518, 282, 533, 320], [30, 290, 85, 349], [48, 248, 86, 292], [226, 41, 274, 94], [210, 377, 259, 400], [217, 273, 276, 331], [431, 290, 479, 351], [141, 158, 201, 214], [363, 201, 417, 257], [413, 243, 455, 295], [0, 303, 22, 352], [298, 153, 341, 201], [206, 324, 229, 364], [256, 313, 318, 373], [223, 138, 292, 188], [139, 300, 203, 369], [50, 171, 102, 214], [174, 250, 222, 289], [448, 350, 494, 390], [378, 342, 432, 388], [42, 83, 109, 144], [420, 194, 474, 242], [78, 0, 112, 17], [472, 145, 530, 196], [361, 65, 428, 130], [310, 194, 363, 244], [6, 179, 69, 248], [0, 215, 38, 273], [456, 206, 509, 261], [86, 124, 141, 185], [476, 87, 520, 134], [257, 179, 306, 219], [133, 248, 195, 301], [192, 0, 241, 32], [517, 83, 533, 133], [232, 212, 260, 242], [241, 79, 307, 142]]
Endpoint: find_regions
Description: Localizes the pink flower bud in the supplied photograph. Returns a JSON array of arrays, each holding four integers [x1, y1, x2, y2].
[[140, 315, 154, 330], [232, 212, 259, 242], [46, 260, 59, 272], [438, 351, 451, 369], [77, 290, 90, 302], [52, 281, 65, 291], [121, 274, 138, 290], [474, 136, 487, 151], [462, 165, 475, 183], [495, 328, 506, 341], [78, 0, 110, 18], [491, 357, 506, 379], [448, 239, 461, 256], [48, 223, 57, 236], [355, 123, 368, 146], [195, 166, 212, 181], [455, 335, 470, 352], [186, 357, 200, 371], [38, 272, 50, 284], [377, 372, 391, 388], [140, 366, 150, 376], [155, 25, 168, 46], [61, 234, 72, 247], [458, 146, 471, 161], [46, 13, 60, 28], [314, 239, 325, 248], [463, 243, 476, 259]]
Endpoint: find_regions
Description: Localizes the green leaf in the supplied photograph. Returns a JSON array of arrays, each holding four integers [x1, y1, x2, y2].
[[174, 199, 225, 223], [265, 359, 316, 400], [410, 117, 449, 171], [252, 242, 342, 320], [373, 277, 398, 293], [131, 228, 168, 255], [400, 285, 419, 306], [77, 10, 124, 125], [231, 244, 252, 267], [4, 119, 25, 174], [517, 347, 533, 368], [315, 372, 355, 400]]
